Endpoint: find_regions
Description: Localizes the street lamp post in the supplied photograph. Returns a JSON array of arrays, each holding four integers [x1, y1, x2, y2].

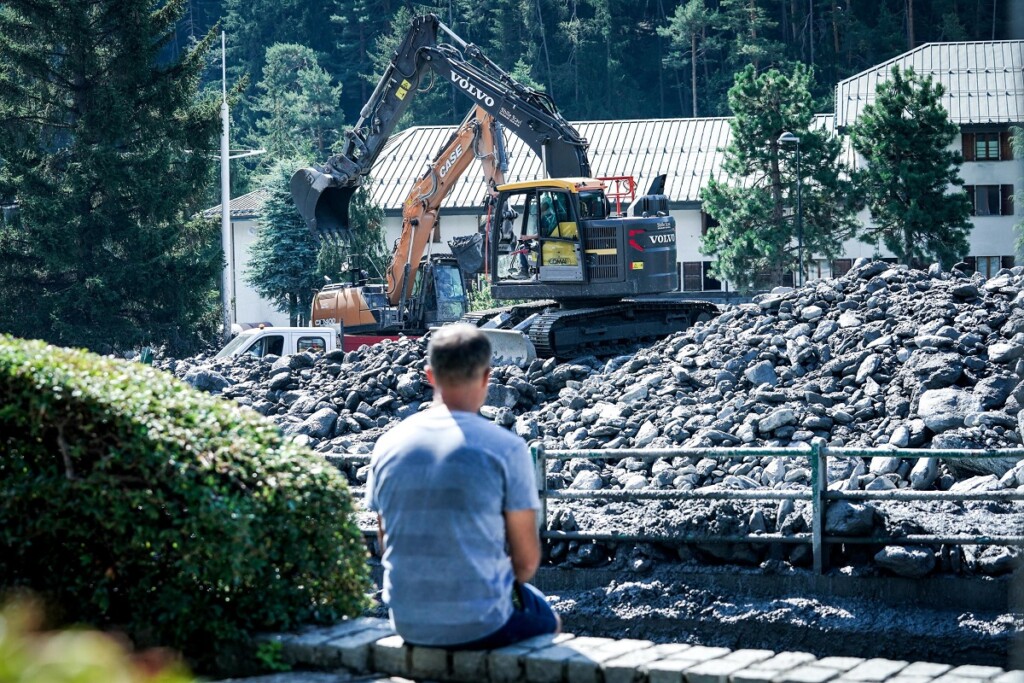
[[778, 131, 803, 287]]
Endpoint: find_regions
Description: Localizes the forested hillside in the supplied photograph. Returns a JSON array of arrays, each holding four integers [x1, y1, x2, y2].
[[174, 0, 1018, 146]]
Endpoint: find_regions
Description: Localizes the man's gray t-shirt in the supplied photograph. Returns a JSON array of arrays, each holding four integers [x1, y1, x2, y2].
[[367, 407, 540, 646]]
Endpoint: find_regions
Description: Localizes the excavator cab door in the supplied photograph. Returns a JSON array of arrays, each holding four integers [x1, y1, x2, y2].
[[409, 260, 468, 326], [494, 188, 584, 284]]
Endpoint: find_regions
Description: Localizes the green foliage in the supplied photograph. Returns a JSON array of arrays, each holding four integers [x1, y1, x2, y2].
[[253, 641, 291, 673], [849, 65, 972, 268], [317, 180, 390, 284], [0, 336, 370, 670], [0, 599, 195, 683], [701, 64, 859, 291], [245, 159, 323, 325], [251, 44, 344, 164], [0, 0, 222, 356]]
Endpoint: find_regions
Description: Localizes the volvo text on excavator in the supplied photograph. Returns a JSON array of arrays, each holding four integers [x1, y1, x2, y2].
[[291, 13, 716, 360]]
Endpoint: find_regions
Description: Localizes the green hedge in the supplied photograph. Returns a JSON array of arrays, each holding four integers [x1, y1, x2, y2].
[[0, 336, 369, 669]]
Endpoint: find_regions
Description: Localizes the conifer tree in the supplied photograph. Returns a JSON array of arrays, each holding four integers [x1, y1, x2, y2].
[[245, 159, 322, 326], [0, 0, 222, 354], [849, 65, 972, 267], [701, 64, 859, 291]]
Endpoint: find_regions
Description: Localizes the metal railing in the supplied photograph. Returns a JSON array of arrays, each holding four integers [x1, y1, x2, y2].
[[531, 444, 1024, 574]]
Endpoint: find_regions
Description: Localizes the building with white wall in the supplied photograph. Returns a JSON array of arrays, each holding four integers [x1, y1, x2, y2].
[[214, 39, 1022, 322]]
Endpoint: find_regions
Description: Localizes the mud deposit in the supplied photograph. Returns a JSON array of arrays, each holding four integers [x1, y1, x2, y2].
[[539, 566, 1024, 669]]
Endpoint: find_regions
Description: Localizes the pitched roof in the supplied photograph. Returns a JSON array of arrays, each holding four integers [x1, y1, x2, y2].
[[835, 41, 1024, 128], [202, 188, 270, 219], [368, 117, 734, 212]]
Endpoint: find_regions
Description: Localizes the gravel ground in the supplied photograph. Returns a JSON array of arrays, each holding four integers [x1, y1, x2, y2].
[[161, 260, 1024, 666]]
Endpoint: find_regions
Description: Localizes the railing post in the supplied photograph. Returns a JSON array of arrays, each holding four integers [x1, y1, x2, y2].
[[532, 442, 547, 534], [811, 442, 827, 574]]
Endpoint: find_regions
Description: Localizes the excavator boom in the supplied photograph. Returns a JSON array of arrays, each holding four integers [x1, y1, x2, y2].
[[291, 13, 589, 240]]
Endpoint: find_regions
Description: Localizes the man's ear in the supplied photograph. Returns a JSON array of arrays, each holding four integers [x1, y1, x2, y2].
[[481, 367, 491, 386], [425, 366, 435, 386]]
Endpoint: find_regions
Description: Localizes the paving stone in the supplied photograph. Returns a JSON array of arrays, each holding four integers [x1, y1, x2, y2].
[[371, 635, 410, 677], [816, 659, 866, 673], [840, 659, 910, 682], [993, 673, 1024, 683], [900, 663, 953, 678], [669, 645, 732, 663], [451, 649, 489, 683], [329, 626, 397, 673], [734, 652, 820, 683], [410, 645, 450, 680], [489, 633, 576, 683], [946, 667, 1006, 680], [886, 676, 943, 683], [297, 620, 393, 668], [773, 665, 843, 683], [565, 637, 654, 683], [685, 650, 776, 683], [605, 644, 693, 683]]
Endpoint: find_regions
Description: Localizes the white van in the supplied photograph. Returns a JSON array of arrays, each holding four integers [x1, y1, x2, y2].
[[214, 326, 339, 359]]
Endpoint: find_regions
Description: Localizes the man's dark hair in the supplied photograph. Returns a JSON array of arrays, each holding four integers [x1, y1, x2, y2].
[[428, 324, 491, 383]]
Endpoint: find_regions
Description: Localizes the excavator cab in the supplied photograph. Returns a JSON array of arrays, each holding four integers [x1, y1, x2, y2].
[[407, 258, 469, 326]]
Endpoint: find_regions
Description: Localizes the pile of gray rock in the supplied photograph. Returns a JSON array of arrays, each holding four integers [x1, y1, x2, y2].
[[160, 260, 1024, 577]]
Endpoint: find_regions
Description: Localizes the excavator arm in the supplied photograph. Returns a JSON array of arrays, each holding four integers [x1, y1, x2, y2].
[[388, 104, 506, 310], [290, 13, 589, 239]]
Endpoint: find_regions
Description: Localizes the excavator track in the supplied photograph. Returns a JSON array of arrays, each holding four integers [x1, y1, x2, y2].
[[461, 301, 556, 327], [528, 299, 718, 359]]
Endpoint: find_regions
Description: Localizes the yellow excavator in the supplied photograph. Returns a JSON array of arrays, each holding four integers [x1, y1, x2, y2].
[[307, 104, 506, 351], [292, 14, 716, 360]]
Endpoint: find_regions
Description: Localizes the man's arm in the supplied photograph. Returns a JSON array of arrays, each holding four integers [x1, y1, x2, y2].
[[376, 514, 385, 557], [504, 509, 541, 582]]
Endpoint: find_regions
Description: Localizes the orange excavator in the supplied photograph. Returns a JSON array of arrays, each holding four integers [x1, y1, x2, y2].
[[307, 104, 507, 349]]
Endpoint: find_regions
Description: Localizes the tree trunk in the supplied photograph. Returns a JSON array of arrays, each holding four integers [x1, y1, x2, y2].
[[907, 0, 915, 49], [535, 0, 554, 96], [290, 292, 298, 327], [808, 0, 814, 67], [831, 0, 840, 55], [691, 33, 699, 117]]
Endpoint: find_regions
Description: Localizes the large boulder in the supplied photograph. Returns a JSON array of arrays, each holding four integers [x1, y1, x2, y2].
[[917, 387, 982, 433]]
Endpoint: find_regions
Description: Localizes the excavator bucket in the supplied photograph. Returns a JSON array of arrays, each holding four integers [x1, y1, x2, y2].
[[290, 167, 357, 238], [480, 329, 537, 368]]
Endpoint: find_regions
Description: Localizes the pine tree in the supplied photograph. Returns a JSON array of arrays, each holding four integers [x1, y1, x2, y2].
[[0, 0, 222, 355], [245, 159, 322, 326], [701, 64, 860, 291], [250, 44, 343, 163], [658, 0, 712, 117], [849, 65, 972, 268]]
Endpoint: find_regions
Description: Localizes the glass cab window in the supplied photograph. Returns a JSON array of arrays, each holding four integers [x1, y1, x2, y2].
[[297, 336, 326, 353], [245, 334, 284, 358]]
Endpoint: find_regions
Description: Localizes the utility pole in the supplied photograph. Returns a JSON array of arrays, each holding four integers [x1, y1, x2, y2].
[[220, 31, 233, 343]]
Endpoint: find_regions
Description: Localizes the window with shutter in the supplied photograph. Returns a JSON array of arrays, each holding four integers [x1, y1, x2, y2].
[[702, 261, 722, 291], [976, 132, 1000, 160], [962, 132, 976, 161], [1001, 185, 1014, 216], [971, 185, 1001, 216], [1001, 255, 1017, 270], [682, 262, 702, 291], [1000, 131, 1014, 160], [831, 259, 852, 276]]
